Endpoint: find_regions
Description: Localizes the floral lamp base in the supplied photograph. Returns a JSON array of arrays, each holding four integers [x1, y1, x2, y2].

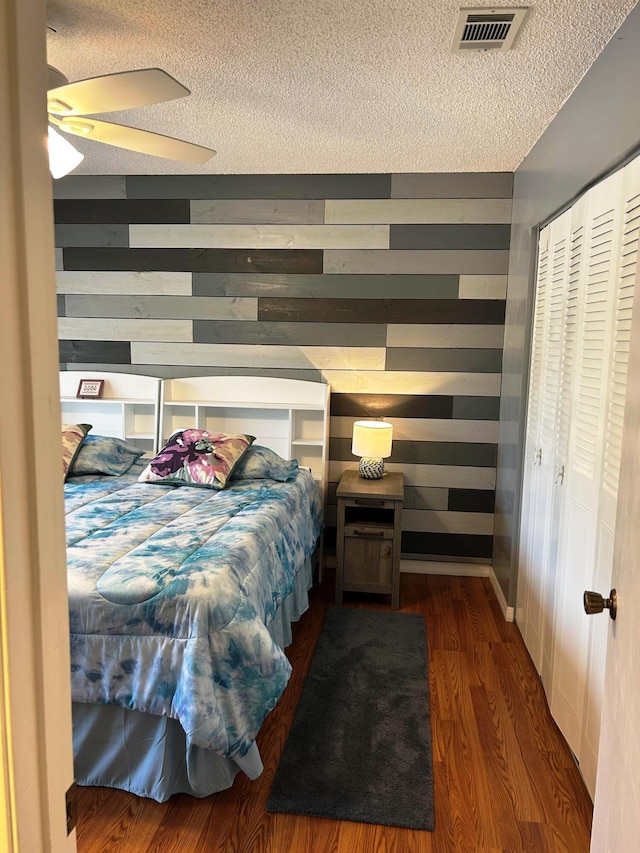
[[359, 456, 385, 479]]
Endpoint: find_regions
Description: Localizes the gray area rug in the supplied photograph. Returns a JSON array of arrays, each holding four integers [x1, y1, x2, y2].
[[267, 606, 434, 831]]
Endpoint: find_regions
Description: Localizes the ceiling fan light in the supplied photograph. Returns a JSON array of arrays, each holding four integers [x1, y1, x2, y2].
[[48, 125, 84, 179]]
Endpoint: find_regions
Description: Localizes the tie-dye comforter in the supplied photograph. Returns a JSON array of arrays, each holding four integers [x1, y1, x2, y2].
[[64, 459, 322, 761]]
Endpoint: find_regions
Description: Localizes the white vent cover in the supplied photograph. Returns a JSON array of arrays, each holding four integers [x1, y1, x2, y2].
[[452, 7, 529, 51]]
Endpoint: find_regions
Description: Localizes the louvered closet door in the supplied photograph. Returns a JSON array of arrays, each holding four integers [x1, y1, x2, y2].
[[549, 165, 634, 796], [517, 209, 571, 676], [578, 155, 640, 796]]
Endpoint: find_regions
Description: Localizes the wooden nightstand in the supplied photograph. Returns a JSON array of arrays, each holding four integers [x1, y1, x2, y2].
[[335, 469, 404, 609]]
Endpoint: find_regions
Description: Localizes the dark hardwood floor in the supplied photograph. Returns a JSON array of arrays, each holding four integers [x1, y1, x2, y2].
[[76, 571, 593, 852]]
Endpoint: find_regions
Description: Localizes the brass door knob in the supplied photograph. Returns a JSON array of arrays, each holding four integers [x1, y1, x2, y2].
[[583, 589, 617, 620]]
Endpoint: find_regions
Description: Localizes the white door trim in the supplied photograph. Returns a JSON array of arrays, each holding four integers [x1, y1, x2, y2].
[[0, 0, 76, 849]]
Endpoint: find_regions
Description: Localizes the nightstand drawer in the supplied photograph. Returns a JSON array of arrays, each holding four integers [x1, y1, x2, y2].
[[344, 497, 396, 510], [345, 522, 394, 540]]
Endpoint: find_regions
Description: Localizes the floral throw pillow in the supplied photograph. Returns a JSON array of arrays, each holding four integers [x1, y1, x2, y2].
[[138, 428, 255, 490], [62, 423, 91, 481]]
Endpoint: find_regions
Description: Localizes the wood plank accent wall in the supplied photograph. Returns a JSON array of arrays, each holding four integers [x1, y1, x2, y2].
[[54, 172, 512, 563]]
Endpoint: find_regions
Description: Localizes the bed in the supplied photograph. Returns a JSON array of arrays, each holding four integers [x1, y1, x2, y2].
[[60, 372, 330, 802]]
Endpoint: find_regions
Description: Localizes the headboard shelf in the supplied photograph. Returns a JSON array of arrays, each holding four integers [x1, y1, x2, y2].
[[60, 372, 161, 453]]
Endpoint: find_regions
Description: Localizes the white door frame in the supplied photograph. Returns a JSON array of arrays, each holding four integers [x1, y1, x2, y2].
[[0, 0, 76, 849]]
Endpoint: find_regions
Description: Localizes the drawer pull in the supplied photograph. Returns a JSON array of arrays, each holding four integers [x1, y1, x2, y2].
[[354, 498, 386, 507], [353, 529, 385, 537]]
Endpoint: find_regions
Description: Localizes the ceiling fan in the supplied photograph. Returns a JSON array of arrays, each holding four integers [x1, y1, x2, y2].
[[47, 66, 216, 176]]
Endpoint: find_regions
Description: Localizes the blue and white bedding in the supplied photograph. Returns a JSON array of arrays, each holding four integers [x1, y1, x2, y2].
[[64, 459, 322, 765]]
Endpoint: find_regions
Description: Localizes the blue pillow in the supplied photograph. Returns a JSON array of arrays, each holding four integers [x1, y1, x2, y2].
[[69, 434, 145, 476], [230, 445, 299, 482]]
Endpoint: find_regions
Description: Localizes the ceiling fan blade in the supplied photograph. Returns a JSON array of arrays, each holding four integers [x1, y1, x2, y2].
[[55, 115, 215, 164], [47, 68, 190, 116]]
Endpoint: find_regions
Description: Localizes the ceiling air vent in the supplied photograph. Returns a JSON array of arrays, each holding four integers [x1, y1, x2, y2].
[[452, 7, 529, 51]]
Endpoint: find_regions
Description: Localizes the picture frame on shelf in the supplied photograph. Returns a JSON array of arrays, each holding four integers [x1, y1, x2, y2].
[[76, 379, 105, 399]]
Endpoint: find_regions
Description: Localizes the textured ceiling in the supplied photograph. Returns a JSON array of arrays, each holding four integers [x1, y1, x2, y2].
[[45, 0, 638, 175]]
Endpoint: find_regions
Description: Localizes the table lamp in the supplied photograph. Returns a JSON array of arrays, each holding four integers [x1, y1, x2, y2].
[[351, 420, 393, 479]]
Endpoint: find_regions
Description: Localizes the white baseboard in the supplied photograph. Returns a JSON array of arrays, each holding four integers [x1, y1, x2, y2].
[[489, 566, 515, 622], [399, 559, 490, 577]]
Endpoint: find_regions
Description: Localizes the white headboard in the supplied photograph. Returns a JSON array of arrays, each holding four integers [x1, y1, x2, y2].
[[161, 375, 331, 504], [59, 371, 161, 453], [60, 372, 331, 504]]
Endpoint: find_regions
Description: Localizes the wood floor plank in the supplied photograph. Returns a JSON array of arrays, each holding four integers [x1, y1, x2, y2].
[[75, 573, 592, 853]]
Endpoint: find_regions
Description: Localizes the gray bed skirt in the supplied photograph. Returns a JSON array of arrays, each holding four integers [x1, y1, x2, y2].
[[72, 557, 313, 802]]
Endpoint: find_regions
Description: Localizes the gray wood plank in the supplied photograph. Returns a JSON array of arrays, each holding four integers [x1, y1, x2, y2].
[[55, 248, 63, 270], [61, 364, 325, 381], [331, 436, 497, 467], [385, 348, 503, 373], [55, 224, 129, 248], [191, 199, 325, 224], [193, 320, 385, 346], [403, 486, 449, 511], [65, 295, 256, 321], [386, 324, 504, 348], [391, 173, 513, 199], [53, 176, 127, 199], [127, 174, 392, 199], [324, 249, 510, 275], [390, 224, 511, 250], [325, 197, 512, 224], [452, 396, 501, 420], [193, 272, 459, 299]]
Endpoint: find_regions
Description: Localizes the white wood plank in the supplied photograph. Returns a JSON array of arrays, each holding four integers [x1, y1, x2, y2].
[[191, 199, 325, 224], [321, 370, 501, 395], [386, 324, 505, 348], [58, 318, 192, 342], [330, 416, 499, 443], [402, 508, 494, 535], [57, 270, 192, 296], [458, 274, 508, 299], [66, 294, 257, 321], [133, 342, 385, 370], [130, 223, 390, 249], [329, 460, 496, 489], [325, 198, 513, 224]]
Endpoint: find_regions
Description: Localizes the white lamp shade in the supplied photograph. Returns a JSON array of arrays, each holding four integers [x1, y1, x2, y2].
[[351, 420, 393, 459], [48, 126, 84, 179]]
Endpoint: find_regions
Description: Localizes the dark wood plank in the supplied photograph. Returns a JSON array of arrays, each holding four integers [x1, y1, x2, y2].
[[258, 297, 506, 324], [76, 574, 592, 853], [62, 248, 323, 273]]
